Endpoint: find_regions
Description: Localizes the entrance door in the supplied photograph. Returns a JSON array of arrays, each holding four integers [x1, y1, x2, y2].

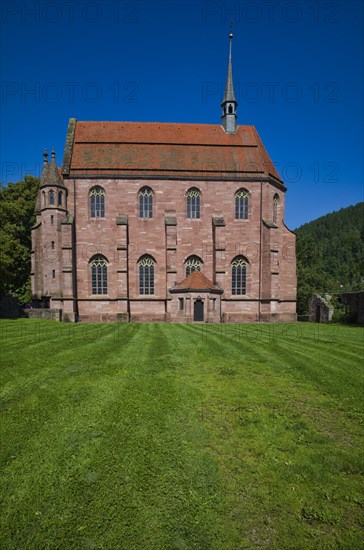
[[194, 299, 204, 322], [315, 305, 321, 323]]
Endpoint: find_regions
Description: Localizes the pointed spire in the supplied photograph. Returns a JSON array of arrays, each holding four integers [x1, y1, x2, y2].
[[221, 24, 238, 133], [40, 148, 64, 187], [222, 24, 237, 104]]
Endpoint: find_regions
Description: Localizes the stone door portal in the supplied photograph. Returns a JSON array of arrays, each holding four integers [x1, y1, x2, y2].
[[315, 305, 321, 323], [194, 299, 204, 322]]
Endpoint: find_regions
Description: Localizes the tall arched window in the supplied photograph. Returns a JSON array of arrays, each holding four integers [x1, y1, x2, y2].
[[49, 190, 55, 205], [90, 186, 105, 218], [139, 255, 155, 295], [58, 191, 63, 206], [185, 256, 203, 277], [231, 257, 248, 295], [235, 189, 249, 219], [42, 191, 46, 206], [186, 188, 201, 219], [273, 193, 279, 224], [90, 256, 108, 295], [139, 187, 153, 218]]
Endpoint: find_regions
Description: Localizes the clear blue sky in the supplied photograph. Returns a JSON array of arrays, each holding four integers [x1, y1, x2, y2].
[[1, 0, 363, 228]]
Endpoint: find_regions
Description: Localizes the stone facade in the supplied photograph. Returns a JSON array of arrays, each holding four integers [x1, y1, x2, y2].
[[308, 294, 334, 323]]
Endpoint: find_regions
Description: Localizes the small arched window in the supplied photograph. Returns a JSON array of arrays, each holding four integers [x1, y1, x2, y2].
[[139, 187, 153, 218], [90, 256, 108, 295], [231, 257, 248, 295], [58, 191, 63, 206], [90, 186, 105, 218], [186, 188, 201, 219], [273, 193, 279, 224], [228, 104, 233, 114], [42, 191, 46, 206], [235, 189, 249, 219], [49, 190, 55, 205], [185, 255, 203, 277], [139, 255, 155, 295]]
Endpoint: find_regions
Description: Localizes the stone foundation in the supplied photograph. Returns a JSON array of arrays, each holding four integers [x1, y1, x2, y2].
[[25, 308, 62, 321]]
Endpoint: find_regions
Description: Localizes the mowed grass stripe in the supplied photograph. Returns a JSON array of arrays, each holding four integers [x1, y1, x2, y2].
[[1, 322, 229, 549], [177, 324, 364, 547], [1, 320, 363, 549], [198, 322, 363, 407]]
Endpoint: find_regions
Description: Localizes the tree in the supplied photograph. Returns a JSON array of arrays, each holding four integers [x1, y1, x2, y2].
[[295, 203, 364, 314], [0, 176, 39, 305]]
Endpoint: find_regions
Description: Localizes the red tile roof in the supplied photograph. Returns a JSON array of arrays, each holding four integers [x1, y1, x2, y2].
[[170, 271, 223, 294], [63, 120, 283, 184]]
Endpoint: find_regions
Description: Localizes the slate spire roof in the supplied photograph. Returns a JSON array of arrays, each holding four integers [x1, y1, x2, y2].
[[222, 30, 237, 105]]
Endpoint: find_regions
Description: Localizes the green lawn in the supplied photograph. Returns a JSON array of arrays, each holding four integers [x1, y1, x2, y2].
[[0, 320, 363, 549]]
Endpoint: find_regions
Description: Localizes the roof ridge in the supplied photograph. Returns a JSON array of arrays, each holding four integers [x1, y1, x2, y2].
[[76, 121, 255, 128], [170, 270, 223, 294]]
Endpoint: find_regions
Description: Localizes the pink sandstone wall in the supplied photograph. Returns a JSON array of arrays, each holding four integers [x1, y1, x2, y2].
[[32, 176, 296, 323]]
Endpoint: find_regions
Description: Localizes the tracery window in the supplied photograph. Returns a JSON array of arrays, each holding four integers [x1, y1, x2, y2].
[[231, 257, 247, 295], [185, 256, 203, 277], [273, 194, 279, 224], [91, 256, 108, 295], [235, 189, 249, 219], [58, 191, 63, 206], [49, 190, 55, 205], [90, 186, 105, 218], [139, 187, 153, 218], [186, 188, 201, 219], [139, 255, 155, 295]]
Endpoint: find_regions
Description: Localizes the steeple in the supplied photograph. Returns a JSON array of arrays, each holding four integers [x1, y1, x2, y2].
[[221, 25, 238, 133]]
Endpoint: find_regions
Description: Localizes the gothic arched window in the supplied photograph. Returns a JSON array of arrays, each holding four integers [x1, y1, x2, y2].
[[90, 186, 105, 218], [185, 255, 203, 277], [138, 255, 155, 295], [49, 190, 55, 205], [58, 191, 63, 206], [90, 255, 108, 295], [186, 188, 201, 219], [273, 194, 279, 224], [231, 256, 248, 295], [139, 186, 153, 218], [235, 189, 249, 219]]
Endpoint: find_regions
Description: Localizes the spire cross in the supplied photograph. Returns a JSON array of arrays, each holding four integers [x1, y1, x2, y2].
[[229, 21, 233, 61]]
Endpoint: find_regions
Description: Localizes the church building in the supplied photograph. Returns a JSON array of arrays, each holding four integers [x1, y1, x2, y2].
[[31, 34, 297, 323]]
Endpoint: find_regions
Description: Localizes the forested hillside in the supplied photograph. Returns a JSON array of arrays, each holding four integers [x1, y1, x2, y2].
[[295, 203, 364, 314]]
